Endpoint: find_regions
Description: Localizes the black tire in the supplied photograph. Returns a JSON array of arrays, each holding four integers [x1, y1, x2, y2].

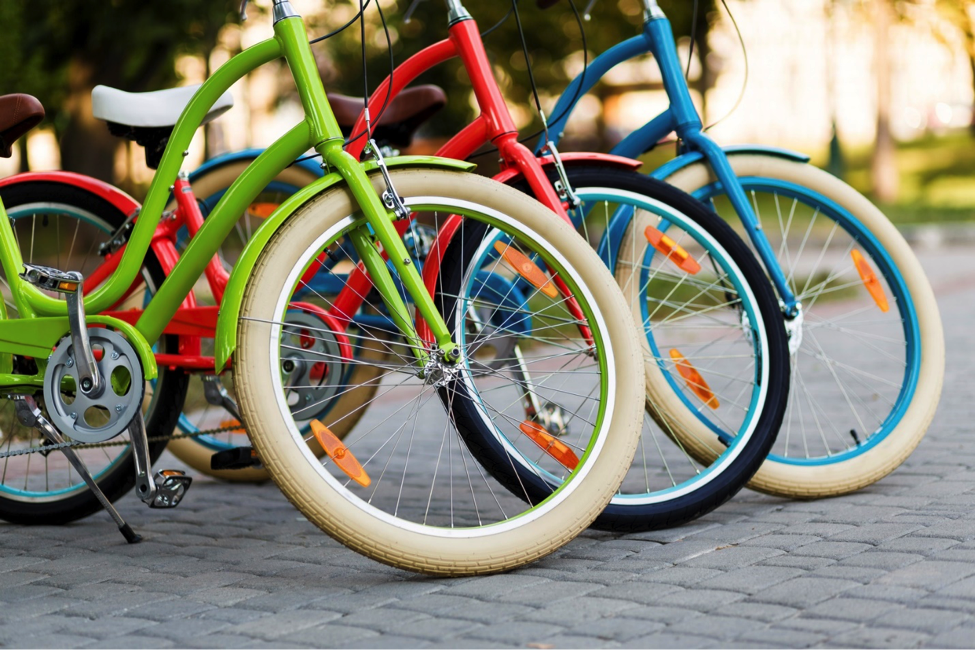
[[439, 166, 790, 531], [0, 181, 188, 525]]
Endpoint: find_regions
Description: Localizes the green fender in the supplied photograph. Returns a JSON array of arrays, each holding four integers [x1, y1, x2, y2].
[[213, 156, 475, 371]]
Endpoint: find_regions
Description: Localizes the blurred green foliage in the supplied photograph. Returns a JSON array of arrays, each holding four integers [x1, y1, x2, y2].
[[0, 0, 237, 132]]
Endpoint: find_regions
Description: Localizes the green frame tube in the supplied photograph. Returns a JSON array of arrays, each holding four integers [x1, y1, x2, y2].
[[0, 11, 458, 370]]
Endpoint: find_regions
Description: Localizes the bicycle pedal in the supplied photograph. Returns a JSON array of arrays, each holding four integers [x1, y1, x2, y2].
[[210, 447, 261, 471], [20, 264, 82, 293], [149, 470, 192, 508]]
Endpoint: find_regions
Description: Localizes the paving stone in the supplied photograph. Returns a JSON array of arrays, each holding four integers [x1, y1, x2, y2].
[[680, 545, 784, 570], [839, 551, 924, 570], [828, 625, 930, 648], [873, 607, 971, 634], [712, 602, 798, 623], [233, 610, 344, 640], [696, 566, 803, 595], [639, 567, 723, 587], [929, 626, 975, 648], [877, 560, 975, 589], [666, 614, 759, 639], [826, 523, 922, 544], [468, 621, 566, 643], [809, 565, 888, 583], [750, 577, 859, 608], [565, 617, 665, 642], [736, 626, 827, 647], [617, 632, 720, 648], [804, 598, 900, 622], [279, 624, 380, 647], [738, 534, 822, 551], [789, 541, 873, 560]]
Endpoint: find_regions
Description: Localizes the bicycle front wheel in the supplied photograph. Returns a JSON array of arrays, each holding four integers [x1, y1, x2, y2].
[[235, 169, 644, 575], [664, 154, 944, 497]]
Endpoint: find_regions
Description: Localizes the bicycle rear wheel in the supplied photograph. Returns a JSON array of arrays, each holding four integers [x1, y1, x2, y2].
[[235, 168, 644, 575], [497, 167, 789, 530], [0, 180, 186, 524], [664, 155, 943, 497]]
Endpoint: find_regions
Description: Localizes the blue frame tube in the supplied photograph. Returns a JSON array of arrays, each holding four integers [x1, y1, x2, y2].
[[544, 14, 800, 314], [538, 35, 651, 153]]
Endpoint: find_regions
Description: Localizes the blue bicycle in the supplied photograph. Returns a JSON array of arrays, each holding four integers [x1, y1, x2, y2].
[[539, 0, 943, 497], [181, 0, 942, 499]]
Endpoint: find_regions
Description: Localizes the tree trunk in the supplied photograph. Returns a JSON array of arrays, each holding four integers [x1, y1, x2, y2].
[[969, 49, 975, 136], [693, 8, 713, 123], [17, 138, 29, 173], [964, 16, 975, 137], [58, 59, 117, 183], [870, 0, 898, 204]]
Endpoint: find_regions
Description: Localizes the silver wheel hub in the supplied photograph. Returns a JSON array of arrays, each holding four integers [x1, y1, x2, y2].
[[280, 311, 344, 418], [784, 306, 804, 356]]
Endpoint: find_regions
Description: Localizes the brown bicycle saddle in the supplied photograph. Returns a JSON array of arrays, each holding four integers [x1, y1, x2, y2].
[[327, 85, 447, 149], [0, 94, 45, 158]]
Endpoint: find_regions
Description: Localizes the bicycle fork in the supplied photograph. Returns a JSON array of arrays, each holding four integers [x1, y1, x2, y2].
[[322, 142, 459, 367], [681, 131, 802, 319]]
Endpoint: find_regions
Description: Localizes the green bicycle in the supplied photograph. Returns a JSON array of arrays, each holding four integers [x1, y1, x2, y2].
[[0, 0, 646, 575]]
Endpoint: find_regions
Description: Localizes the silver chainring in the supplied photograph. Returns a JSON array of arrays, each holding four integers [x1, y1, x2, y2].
[[280, 311, 345, 420], [43, 328, 144, 443]]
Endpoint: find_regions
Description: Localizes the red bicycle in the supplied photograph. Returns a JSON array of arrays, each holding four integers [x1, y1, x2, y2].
[[165, 0, 790, 531]]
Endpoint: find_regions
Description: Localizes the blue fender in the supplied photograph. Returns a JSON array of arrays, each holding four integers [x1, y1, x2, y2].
[[650, 145, 811, 181], [595, 145, 812, 271]]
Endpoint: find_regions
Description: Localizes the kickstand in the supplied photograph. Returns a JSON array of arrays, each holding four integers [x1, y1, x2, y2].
[[13, 396, 141, 543]]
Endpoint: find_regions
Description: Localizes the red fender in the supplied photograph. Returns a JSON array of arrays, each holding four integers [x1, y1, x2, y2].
[[415, 152, 642, 342], [0, 171, 141, 216], [491, 152, 642, 185]]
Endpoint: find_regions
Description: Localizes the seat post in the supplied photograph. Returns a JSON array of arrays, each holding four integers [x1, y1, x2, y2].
[[443, 0, 472, 25], [643, 0, 665, 20]]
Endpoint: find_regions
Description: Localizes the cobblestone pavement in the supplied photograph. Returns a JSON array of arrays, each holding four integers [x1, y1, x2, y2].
[[2, 245, 975, 649]]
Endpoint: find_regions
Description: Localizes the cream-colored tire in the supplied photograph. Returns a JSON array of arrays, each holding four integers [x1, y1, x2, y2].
[[165, 162, 390, 481], [235, 169, 644, 575], [660, 154, 944, 498]]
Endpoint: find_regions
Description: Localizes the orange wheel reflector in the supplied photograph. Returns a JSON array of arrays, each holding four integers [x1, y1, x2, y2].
[[645, 226, 701, 275], [519, 421, 579, 470], [247, 202, 280, 219], [669, 349, 719, 409], [220, 419, 247, 434], [310, 419, 371, 487], [494, 242, 558, 298], [851, 249, 889, 313]]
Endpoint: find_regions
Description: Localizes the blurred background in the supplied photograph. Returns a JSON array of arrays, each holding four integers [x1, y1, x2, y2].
[[0, 0, 973, 228]]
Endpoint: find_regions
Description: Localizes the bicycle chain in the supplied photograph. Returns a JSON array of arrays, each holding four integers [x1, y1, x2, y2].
[[0, 423, 246, 459]]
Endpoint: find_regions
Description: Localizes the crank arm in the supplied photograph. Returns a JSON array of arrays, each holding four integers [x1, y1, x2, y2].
[[12, 396, 141, 543], [127, 413, 157, 505], [19, 265, 103, 396], [128, 413, 193, 509]]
